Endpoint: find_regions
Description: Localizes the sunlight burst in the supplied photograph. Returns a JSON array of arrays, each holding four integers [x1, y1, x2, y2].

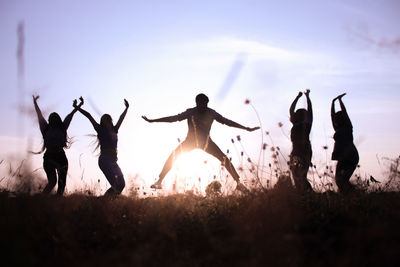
[[164, 149, 221, 194]]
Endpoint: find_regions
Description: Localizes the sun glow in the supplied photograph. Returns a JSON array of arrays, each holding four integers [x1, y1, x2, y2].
[[161, 149, 226, 194]]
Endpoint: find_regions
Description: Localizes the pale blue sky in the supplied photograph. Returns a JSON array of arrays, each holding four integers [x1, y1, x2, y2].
[[0, 0, 399, 193]]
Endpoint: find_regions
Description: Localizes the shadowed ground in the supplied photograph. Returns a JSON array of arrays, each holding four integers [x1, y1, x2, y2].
[[1, 188, 400, 266]]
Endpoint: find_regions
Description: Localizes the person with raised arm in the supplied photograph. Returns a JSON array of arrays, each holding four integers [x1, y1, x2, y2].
[[74, 97, 129, 196], [32, 95, 83, 195], [142, 93, 259, 193], [331, 93, 359, 193], [289, 89, 313, 191]]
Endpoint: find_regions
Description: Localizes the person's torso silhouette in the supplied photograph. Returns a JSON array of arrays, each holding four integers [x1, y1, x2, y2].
[[143, 93, 259, 192], [173, 107, 234, 147], [290, 118, 312, 144], [332, 111, 354, 161]]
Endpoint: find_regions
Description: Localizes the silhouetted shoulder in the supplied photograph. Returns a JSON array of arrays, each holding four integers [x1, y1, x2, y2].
[[207, 107, 217, 115], [172, 108, 193, 121], [210, 108, 233, 124], [206, 108, 221, 118], [186, 107, 196, 113]]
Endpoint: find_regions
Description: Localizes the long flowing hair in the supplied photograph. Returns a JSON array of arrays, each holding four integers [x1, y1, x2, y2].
[[32, 112, 70, 154], [90, 114, 114, 154]]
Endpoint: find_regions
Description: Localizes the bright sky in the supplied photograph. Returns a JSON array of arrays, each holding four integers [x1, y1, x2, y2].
[[1, 0, 399, 194]]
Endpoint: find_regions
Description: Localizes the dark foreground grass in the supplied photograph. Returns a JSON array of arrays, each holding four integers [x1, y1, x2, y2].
[[1, 188, 400, 267]]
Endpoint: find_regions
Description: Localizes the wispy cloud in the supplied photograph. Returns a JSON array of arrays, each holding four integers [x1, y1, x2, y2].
[[216, 53, 247, 102], [345, 26, 400, 53], [185, 37, 298, 61]]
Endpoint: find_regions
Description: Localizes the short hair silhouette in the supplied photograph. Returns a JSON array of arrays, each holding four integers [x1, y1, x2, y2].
[[331, 93, 359, 193], [196, 93, 209, 106], [292, 109, 308, 124], [142, 93, 260, 193], [288, 90, 313, 192]]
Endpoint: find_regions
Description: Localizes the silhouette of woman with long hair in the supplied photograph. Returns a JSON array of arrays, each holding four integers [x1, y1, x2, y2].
[[331, 93, 359, 193], [33, 95, 83, 195], [142, 93, 259, 192], [289, 89, 313, 191], [74, 97, 129, 196]]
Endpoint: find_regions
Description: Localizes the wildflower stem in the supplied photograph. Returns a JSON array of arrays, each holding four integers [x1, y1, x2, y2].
[[249, 103, 264, 186]]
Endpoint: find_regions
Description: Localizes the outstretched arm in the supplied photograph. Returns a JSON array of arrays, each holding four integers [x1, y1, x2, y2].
[[304, 89, 313, 123], [32, 95, 47, 134], [74, 97, 99, 129], [290, 92, 302, 122], [115, 99, 129, 131], [142, 116, 176, 123], [63, 98, 84, 129], [142, 110, 187, 123], [215, 114, 260, 132]]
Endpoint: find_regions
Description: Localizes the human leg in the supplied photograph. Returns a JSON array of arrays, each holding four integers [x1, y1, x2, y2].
[[98, 154, 125, 195], [204, 140, 248, 192], [335, 160, 357, 193], [152, 141, 191, 188], [289, 154, 312, 191], [205, 139, 240, 181], [56, 153, 68, 195], [42, 155, 57, 194]]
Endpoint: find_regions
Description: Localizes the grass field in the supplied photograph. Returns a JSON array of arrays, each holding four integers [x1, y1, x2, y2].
[[2, 186, 400, 267]]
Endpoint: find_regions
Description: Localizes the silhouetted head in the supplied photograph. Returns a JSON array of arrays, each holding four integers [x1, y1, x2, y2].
[[333, 111, 345, 128], [100, 114, 113, 129], [195, 93, 209, 113], [293, 109, 307, 124], [48, 112, 63, 128]]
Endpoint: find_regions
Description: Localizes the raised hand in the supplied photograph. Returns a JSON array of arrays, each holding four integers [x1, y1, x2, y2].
[[124, 99, 129, 108], [334, 93, 346, 101], [78, 96, 84, 107], [142, 116, 152, 123], [297, 92, 303, 98], [304, 89, 310, 97], [32, 95, 39, 102], [73, 97, 84, 109], [247, 126, 260, 132]]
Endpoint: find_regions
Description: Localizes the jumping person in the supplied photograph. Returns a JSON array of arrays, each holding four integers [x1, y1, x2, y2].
[[74, 97, 129, 196], [289, 89, 313, 191], [33, 95, 83, 195], [142, 93, 259, 192], [331, 93, 359, 193]]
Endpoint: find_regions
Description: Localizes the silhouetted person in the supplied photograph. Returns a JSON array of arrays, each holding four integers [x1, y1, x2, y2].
[[142, 93, 259, 192], [33, 95, 82, 195], [331, 93, 359, 193], [74, 97, 129, 196], [289, 90, 313, 191]]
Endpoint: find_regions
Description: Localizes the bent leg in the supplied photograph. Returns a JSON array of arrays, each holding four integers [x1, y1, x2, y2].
[[158, 141, 192, 182], [99, 154, 126, 195], [290, 154, 312, 191], [335, 160, 357, 193], [205, 139, 240, 182], [42, 157, 57, 194], [56, 155, 68, 195]]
